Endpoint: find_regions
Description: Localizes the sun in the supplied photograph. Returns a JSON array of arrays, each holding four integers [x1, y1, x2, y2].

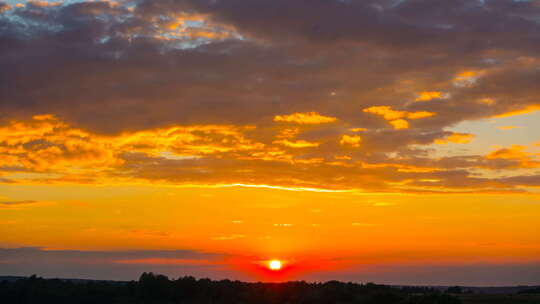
[[268, 260, 282, 271]]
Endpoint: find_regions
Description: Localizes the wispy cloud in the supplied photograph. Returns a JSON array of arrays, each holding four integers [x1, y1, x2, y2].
[[0, 200, 38, 206], [274, 112, 337, 124]]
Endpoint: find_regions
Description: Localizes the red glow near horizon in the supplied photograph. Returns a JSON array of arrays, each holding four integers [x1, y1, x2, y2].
[[226, 256, 349, 282]]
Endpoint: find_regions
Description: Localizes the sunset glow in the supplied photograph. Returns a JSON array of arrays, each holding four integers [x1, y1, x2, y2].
[[1, 0, 540, 287]]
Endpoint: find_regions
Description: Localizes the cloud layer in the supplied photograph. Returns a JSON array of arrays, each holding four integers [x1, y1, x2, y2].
[[0, 0, 540, 193]]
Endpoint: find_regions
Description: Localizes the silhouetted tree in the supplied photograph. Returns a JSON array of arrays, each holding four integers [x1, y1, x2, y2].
[[0, 274, 463, 304], [447, 286, 463, 294]]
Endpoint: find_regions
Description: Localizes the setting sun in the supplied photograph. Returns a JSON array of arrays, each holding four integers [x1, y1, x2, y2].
[[269, 260, 282, 271]]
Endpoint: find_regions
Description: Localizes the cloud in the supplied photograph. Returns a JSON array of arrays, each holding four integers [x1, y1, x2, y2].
[[363, 106, 436, 129], [501, 174, 540, 187], [115, 258, 217, 265], [211, 234, 246, 241], [0, 114, 120, 172], [494, 105, 540, 118], [453, 70, 483, 87], [363, 106, 410, 121], [486, 145, 540, 169], [349, 128, 367, 132], [273, 112, 337, 124], [0, 115, 266, 174], [0, 200, 54, 209], [388, 119, 409, 130], [351, 222, 378, 227], [273, 139, 320, 148], [2, 115, 540, 193], [435, 132, 475, 144], [487, 145, 528, 160], [497, 126, 522, 131], [273, 223, 293, 227], [0, 200, 53, 210], [0, 2, 12, 13], [340, 135, 362, 148], [306, 262, 540, 286], [0, 247, 224, 264], [415, 91, 446, 102], [0, 0, 539, 137], [275, 128, 300, 139], [0, 200, 38, 206], [0, 0, 540, 194], [0, 247, 234, 280]]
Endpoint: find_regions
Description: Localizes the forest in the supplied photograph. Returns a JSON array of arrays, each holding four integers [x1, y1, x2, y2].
[[0, 273, 462, 304]]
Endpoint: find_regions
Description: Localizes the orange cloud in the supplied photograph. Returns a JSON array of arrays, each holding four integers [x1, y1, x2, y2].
[[494, 105, 540, 118], [3, 114, 538, 194], [118, 124, 265, 156], [456, 71, 478, 79], [211, 234, 246, 241], [185, 29, 232, 40], [497, 126, 522, 130], [363, 106, 405, 121], [407, 111, 436, 119], [359, 162, 439, 173], [276, 128, 300, 139], [435, 133, 475, 144], [144, 10, 240, 43], [340, 135, 362, 148], [363, 106, 435, 129], [0, 115, 266, 173], [487, 145, 529, 160], [486, 145, 540, 168], [273, 112, 337, 124], [388, 119, 409, 130], [273, 139, 320, 148], [165, 14, 206, 30], [415, 91, 446, 102], [0, 2, 12, 12], [351, 222, 378, 227], [454, 70, 482, 87], [27, 1, 62, 7], [478, 98, 496, 105], [0, 115, 119, 171]]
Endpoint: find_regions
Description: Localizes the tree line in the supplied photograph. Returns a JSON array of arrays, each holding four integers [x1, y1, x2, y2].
[[0, 272, 462, 304]]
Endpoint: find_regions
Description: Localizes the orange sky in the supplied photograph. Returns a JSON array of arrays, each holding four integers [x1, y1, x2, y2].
[[1, 0, 540, 286]]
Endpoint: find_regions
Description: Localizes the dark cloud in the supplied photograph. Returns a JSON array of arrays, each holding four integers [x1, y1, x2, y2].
[[502, 174, 540, 187], [0, 0, 539, 133], [0, 2, 11, 13], [306, 262, 540, 286], [157, 0, 540, 52], [0, 247, 223, 262], [0, 200, 38, 206], [0, 247, 237, 281]]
